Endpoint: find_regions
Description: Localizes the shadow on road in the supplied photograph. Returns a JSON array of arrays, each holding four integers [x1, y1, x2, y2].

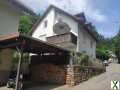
[[23, 82, 66, 90]]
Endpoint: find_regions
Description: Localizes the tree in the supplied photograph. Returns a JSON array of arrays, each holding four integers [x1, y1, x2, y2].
[[96, 48, 109, 61], [96, 34, 113, 61], [18, 15, 39, 34], [113, 30, 120, 63]]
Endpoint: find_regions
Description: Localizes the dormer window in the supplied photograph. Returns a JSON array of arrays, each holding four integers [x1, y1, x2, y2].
[[44, 20, 47, 28]]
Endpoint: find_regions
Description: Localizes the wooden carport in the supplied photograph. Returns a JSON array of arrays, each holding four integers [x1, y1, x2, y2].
[[0, 33, 70, 90]]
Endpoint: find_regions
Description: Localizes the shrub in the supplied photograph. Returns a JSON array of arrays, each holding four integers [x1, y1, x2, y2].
[[72, 52, 92, 66]]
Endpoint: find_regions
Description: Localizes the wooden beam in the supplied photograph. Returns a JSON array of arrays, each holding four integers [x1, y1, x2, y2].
[[0, 42, 21, 49]]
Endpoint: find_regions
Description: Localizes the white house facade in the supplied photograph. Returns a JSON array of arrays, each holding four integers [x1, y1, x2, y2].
[[31, 5, 97, 58]]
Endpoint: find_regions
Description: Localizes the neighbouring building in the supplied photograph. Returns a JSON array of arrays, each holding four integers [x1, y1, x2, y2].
[[0, 0, 35, 84], [108, 51, 118, 63], [31, 5, 97, 58]]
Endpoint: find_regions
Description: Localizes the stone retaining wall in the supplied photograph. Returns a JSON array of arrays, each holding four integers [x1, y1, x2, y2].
[[66, 65, 106, 86]]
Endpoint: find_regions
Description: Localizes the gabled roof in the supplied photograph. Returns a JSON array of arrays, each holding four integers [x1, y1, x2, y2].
[[7, 0, 36, 15], [30, 5, 97, 41]]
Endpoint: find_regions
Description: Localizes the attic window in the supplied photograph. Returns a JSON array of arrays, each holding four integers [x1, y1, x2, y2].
[[44, 20, 48, 28]]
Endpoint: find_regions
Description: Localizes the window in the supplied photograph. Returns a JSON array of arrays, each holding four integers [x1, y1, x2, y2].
[[44, 20, 47, 28]]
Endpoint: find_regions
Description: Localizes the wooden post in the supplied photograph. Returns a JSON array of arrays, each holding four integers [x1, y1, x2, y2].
[[15, 47, 23, 90]]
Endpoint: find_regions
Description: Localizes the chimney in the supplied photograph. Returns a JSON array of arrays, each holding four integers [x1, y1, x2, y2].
[[74, 13, 86, 23]]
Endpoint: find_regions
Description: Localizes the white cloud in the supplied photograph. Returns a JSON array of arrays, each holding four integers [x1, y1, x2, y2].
[[19, 0, 108, 22], [48, 0, 108, 22], [86, 9, 107, 22]]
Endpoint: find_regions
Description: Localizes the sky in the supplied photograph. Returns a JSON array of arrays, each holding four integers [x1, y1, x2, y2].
[[19, 0, 120, 38]]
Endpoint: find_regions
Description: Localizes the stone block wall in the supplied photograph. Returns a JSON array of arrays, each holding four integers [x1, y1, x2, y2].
[[31, 63, 66, 84], [66, 65, 106, 86]]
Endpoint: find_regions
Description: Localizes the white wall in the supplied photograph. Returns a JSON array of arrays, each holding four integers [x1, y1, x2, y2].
[[54, 11, 78, 36], [32, 8, 56, 41], [54, 11, 96, 58], [0, 0, 20, 35], [32, 8, 79, 41], [32, 8, 96, 58], [77, 25, 96, 58]]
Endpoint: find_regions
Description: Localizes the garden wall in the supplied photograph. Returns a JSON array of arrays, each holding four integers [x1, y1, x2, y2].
[[66, 65, 106, 86]]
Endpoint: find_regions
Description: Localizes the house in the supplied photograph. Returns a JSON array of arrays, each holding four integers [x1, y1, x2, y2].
[[0, 0, 35, 85], [31, 5, 97, 58], [108, 51, 118, 63]]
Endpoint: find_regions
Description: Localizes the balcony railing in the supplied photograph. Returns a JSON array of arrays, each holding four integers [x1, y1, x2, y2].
[[46, 32, 77, 45]]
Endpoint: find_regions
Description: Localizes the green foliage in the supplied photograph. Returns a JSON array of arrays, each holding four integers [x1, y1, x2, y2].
[[96, 48, 109, 61], [97, 35, 113, 50], [80, 54, 90, 66], [97, 28, 120, 63], [18, 15, 39, 34], [72, 52, 92, 66], [12, 51, 29, 63], [113, 30, 120, 63], [96, 34, 113, 61]]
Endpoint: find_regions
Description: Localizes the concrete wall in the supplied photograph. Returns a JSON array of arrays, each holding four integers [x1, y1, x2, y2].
[[0, 49, 13, 84], [0, 0, 20, 35], [77, 26, 96, 58]]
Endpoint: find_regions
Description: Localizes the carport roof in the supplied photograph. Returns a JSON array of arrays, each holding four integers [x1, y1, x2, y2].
[[0, 33, 70, 54]]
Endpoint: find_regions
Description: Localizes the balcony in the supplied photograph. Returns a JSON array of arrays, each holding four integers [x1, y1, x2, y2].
[[46, 32, 77, 49]]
